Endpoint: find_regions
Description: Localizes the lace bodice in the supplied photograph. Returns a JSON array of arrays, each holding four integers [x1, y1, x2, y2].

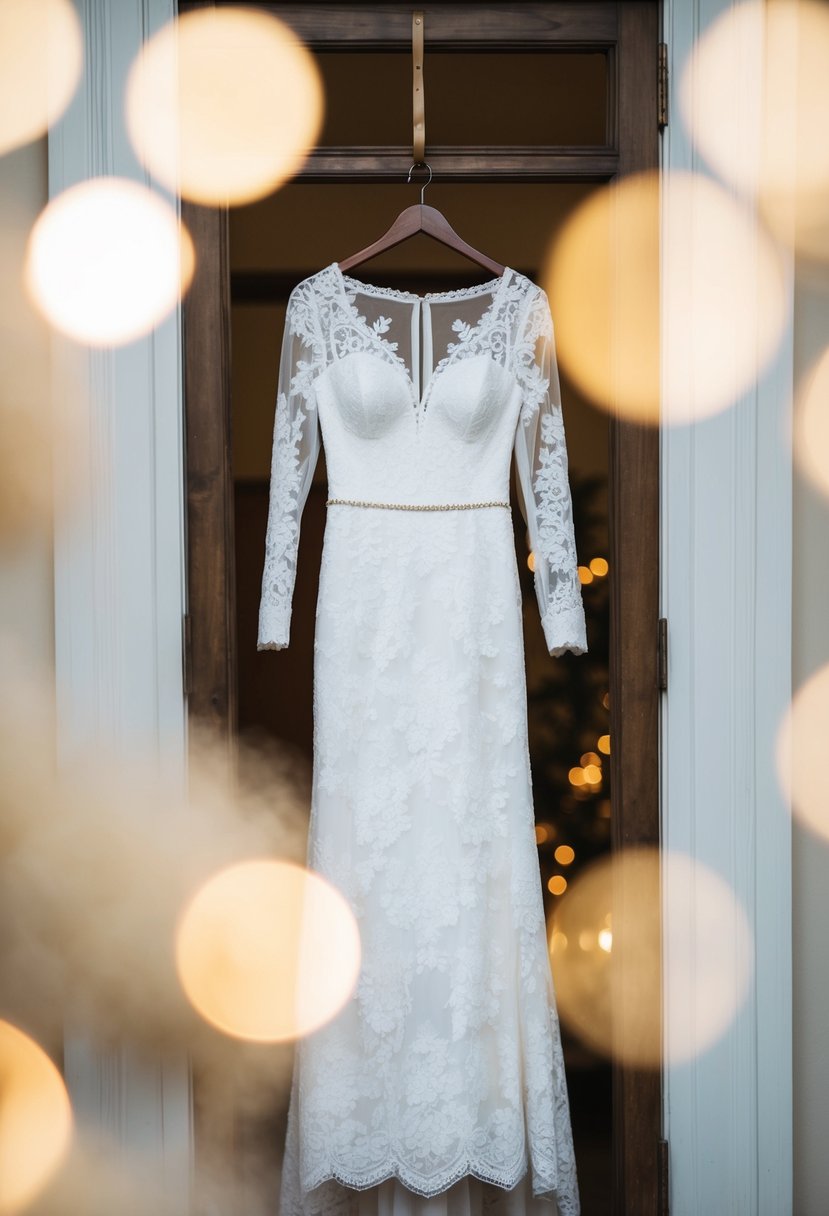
[[257, 261, 587, 658]]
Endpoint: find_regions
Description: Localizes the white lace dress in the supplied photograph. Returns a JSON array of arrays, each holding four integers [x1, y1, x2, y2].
[[257, 262, 587, 1216]]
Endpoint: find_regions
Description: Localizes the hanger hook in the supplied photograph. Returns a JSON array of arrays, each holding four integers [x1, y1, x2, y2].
[[407, 160, 432, 204]]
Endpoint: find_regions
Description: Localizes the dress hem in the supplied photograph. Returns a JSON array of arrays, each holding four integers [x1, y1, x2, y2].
[[302, 1156, 544, 1201]]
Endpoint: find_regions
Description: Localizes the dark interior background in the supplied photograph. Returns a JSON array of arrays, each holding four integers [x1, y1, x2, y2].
[[230, 47, 612, 1214]]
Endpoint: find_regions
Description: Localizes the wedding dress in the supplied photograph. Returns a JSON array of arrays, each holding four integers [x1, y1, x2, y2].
[[257, 261, 587, 1216]]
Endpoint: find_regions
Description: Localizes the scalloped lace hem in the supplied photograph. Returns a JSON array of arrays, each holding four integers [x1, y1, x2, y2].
[[303, 1155, 541, 1201]]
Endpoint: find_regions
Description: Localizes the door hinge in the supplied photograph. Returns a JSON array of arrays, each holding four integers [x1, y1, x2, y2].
[[182, 612, 191, 698], [658, 617, 668, 690], [658, 42, 669, 129], [657, 1137, 670, 1216]]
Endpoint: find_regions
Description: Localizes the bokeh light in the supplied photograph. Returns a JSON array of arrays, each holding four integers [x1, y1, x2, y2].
[[680, 0, 829, 261], [126, 8, 324, 205], [549, 847, 753, 1065], [0, 0, 82, 156], [23, 178, 194, 347], [793, 346, 829, 499], [176, 859, 361, 1042], [20, 1130, 189, 1216], [544, 170, 788, 425], [0, 1020, 72, 1214], [776, 660, 829, 841], [0, 634, 310, 1127], [544, 173, 659, 425], [0, 202, 86, 540]]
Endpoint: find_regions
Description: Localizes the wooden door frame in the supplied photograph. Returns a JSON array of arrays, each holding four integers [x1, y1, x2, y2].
[[181, 5, 661, 1213]]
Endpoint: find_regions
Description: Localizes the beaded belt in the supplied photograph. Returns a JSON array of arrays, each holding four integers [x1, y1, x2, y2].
[[326, 498, 510, 512]]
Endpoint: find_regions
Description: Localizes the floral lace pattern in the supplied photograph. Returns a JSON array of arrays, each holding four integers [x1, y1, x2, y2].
[[257, 264, 586, 1216], [257, 398, 306, 648], [257, 280, 325, 650], [511, 287, 587, 656], [334, 264, 512, 421]]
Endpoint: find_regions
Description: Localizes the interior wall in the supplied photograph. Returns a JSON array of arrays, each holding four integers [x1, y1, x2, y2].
[[0, 139, 54, 677], [791, 258, 829, 1216]]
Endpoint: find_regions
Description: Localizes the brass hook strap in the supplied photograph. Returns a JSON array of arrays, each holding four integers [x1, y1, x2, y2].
[[412, 10, 425, 164], [407, 161, 432, 203]]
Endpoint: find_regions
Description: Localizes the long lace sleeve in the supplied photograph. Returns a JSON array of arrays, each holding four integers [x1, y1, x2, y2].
[[512, 286, 587, 657], [257, 282, 325, 651]]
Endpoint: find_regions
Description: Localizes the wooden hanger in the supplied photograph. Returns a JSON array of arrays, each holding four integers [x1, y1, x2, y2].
[[337, 165, 506, 276], [338, 12, 505, 278]]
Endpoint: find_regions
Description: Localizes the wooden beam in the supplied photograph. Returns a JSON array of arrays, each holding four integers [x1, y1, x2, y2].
[[181, 3, 619, 47], [298, 146, 618, 180], [182, 200, 238, 741]]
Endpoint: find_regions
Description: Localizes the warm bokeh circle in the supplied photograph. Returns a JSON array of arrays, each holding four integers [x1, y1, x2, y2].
[[126, 8, 325, 205], [176, 858, 361, 1043]]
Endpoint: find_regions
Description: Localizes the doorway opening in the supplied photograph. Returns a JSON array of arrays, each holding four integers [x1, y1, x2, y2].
[[182, 6, 660, 1213], [232, 180, 612, 1213]]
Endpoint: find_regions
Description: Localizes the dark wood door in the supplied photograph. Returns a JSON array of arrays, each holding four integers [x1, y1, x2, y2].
[[182, 5, 661, 1213]]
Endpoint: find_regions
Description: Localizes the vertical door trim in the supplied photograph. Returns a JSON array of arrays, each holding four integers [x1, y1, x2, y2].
[[659, 3, 794, 1213], [610, 8, 662, 1213], [48, 0, 193, 1198], [181, 199, 238, 738]]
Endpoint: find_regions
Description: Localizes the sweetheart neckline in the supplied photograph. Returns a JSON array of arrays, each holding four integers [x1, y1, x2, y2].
[[331, 348, 516, 448], [329, 262, 515, 430]]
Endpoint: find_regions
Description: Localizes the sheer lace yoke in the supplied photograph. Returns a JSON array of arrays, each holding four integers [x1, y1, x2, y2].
[[330, 262, 514, 426]]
